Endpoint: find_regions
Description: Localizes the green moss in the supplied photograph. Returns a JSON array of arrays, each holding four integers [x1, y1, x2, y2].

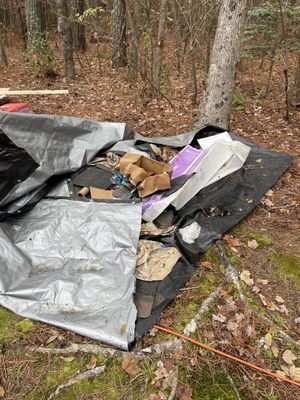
[[0, 308, 37, 346], [271, 253, 300, 289], [222, 243, 241, 267], [16, 319, 35, 333], [55, 358, 157, 400], [180, 364, 249, 399], [26, 355, 88, 400], [201, 246, 221, 267], [248, 234, 273, 247], [175, 271, 223, 331]]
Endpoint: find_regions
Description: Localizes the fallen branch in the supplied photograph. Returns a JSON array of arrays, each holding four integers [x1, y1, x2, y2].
[[184, 285, 222, 336], [47, 365, 106, 400], [167, 366, 179, 400], [215, 240, 300, 351]]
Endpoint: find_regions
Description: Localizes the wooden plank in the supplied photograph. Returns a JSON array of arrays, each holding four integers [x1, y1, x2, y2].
[[0, 89, 69, 95]]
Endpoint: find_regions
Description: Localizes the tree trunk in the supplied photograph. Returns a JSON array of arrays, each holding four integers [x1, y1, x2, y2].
[[57, 0, 76, 79], [195, 0, 248, 129], [296, 54, 300, 106], [112, 0, 127, 68], [14, 0, 27, 49], [153, 0, 168, 91], [73, 0, 86, 51], [0, 40, 8, 66], [126, 0, 140, 79], [25, 0, 46, 47]]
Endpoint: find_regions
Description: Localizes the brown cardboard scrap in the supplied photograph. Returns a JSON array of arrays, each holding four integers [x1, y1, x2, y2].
[[136, 240, 181, 281], [119, 153, 173, 197], [90, 187, 115, 200], [125, 163, 150, 186], [78, 187, 90, 197], [119, 153, 142, 173], [138, 173, 171, 198]]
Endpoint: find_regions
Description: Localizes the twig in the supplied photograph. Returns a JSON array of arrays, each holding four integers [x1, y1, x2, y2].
[[47, 365, 106, 400], [31, 343, 143, 358], [226, 373, 242, 400], [184, 285, 222, 335], [167, 366, 179, 400]]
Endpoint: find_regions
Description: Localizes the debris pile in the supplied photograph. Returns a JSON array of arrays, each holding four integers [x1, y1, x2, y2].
[[0, 111, 293, 350]]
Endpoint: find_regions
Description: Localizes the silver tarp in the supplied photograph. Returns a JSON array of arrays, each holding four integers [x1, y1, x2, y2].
[[0, 112, 128, 207], [0, 199, 141, 350]]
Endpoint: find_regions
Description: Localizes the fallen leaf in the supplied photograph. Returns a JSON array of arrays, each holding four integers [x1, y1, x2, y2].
[[202, 261, 213, 270], [227, 320, 239, 334], [0, 386, 4, 398], [175, 384, 193, 400], [46, 334, 59, 345], [265, 190, 274, 197], [246, 325, 256, 339], [247, 199, 253, 204], [260, 198, 274, 207], [257, 279, 268, 285], [224, 235, 241, 247], [248, 240, 259, 249], [259, 294, 277, 311], [212, 313, 227, 323], [86, 355, 97, 370], [282, 350, 297, 365], [275, 295, 285, 303], [240, 270, 254, 286], [281, 365, 290, 375], [276, 370, 286, 378], [264, 332, 273, 348], [252, 286, 260, 293], [294, 317, 300, 324], [120, 324, 127, 335], [271, 344, 279, 358], [278, 304, 289, 315], [289, 366, 300, 382], [122, 355, 140, 376], [61, 356, 75, 363]]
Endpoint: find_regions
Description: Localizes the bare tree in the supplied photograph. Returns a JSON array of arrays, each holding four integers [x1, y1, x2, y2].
[[196, 0, 248, 129], [153, 0, 168, 91], [57, 0, 76, 79], [112, 0, 127, 67], [73, 0, 86, 51]]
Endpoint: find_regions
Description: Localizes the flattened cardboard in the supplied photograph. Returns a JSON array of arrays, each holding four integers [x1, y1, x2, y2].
[[90, 187, 115, 200], [139, 174, 171, 198]]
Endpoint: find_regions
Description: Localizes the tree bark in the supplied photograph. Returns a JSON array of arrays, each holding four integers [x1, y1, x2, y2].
[[153, 0, 168, 91], [195, 0, 248, 129], [296, 54, 300, 106], [0, 40, 8, 66], [112, 0, 127, 68], [25, 0, 46, 47], [73, 0, 86, 51], [57, 0, 76, 79]]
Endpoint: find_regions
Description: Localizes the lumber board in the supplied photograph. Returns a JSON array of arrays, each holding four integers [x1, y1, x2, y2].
[[0, 89, 69, 95]]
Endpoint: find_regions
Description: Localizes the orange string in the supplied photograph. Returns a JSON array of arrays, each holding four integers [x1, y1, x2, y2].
[[154, 325, 300, 389]]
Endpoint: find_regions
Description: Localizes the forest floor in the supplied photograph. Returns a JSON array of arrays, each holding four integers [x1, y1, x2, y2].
[[0, 41, 300, 400]]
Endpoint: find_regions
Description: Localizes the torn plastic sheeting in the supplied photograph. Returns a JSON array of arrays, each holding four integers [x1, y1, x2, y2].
[[0, 112, 129, 207], [0, 199, 142, 350]]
